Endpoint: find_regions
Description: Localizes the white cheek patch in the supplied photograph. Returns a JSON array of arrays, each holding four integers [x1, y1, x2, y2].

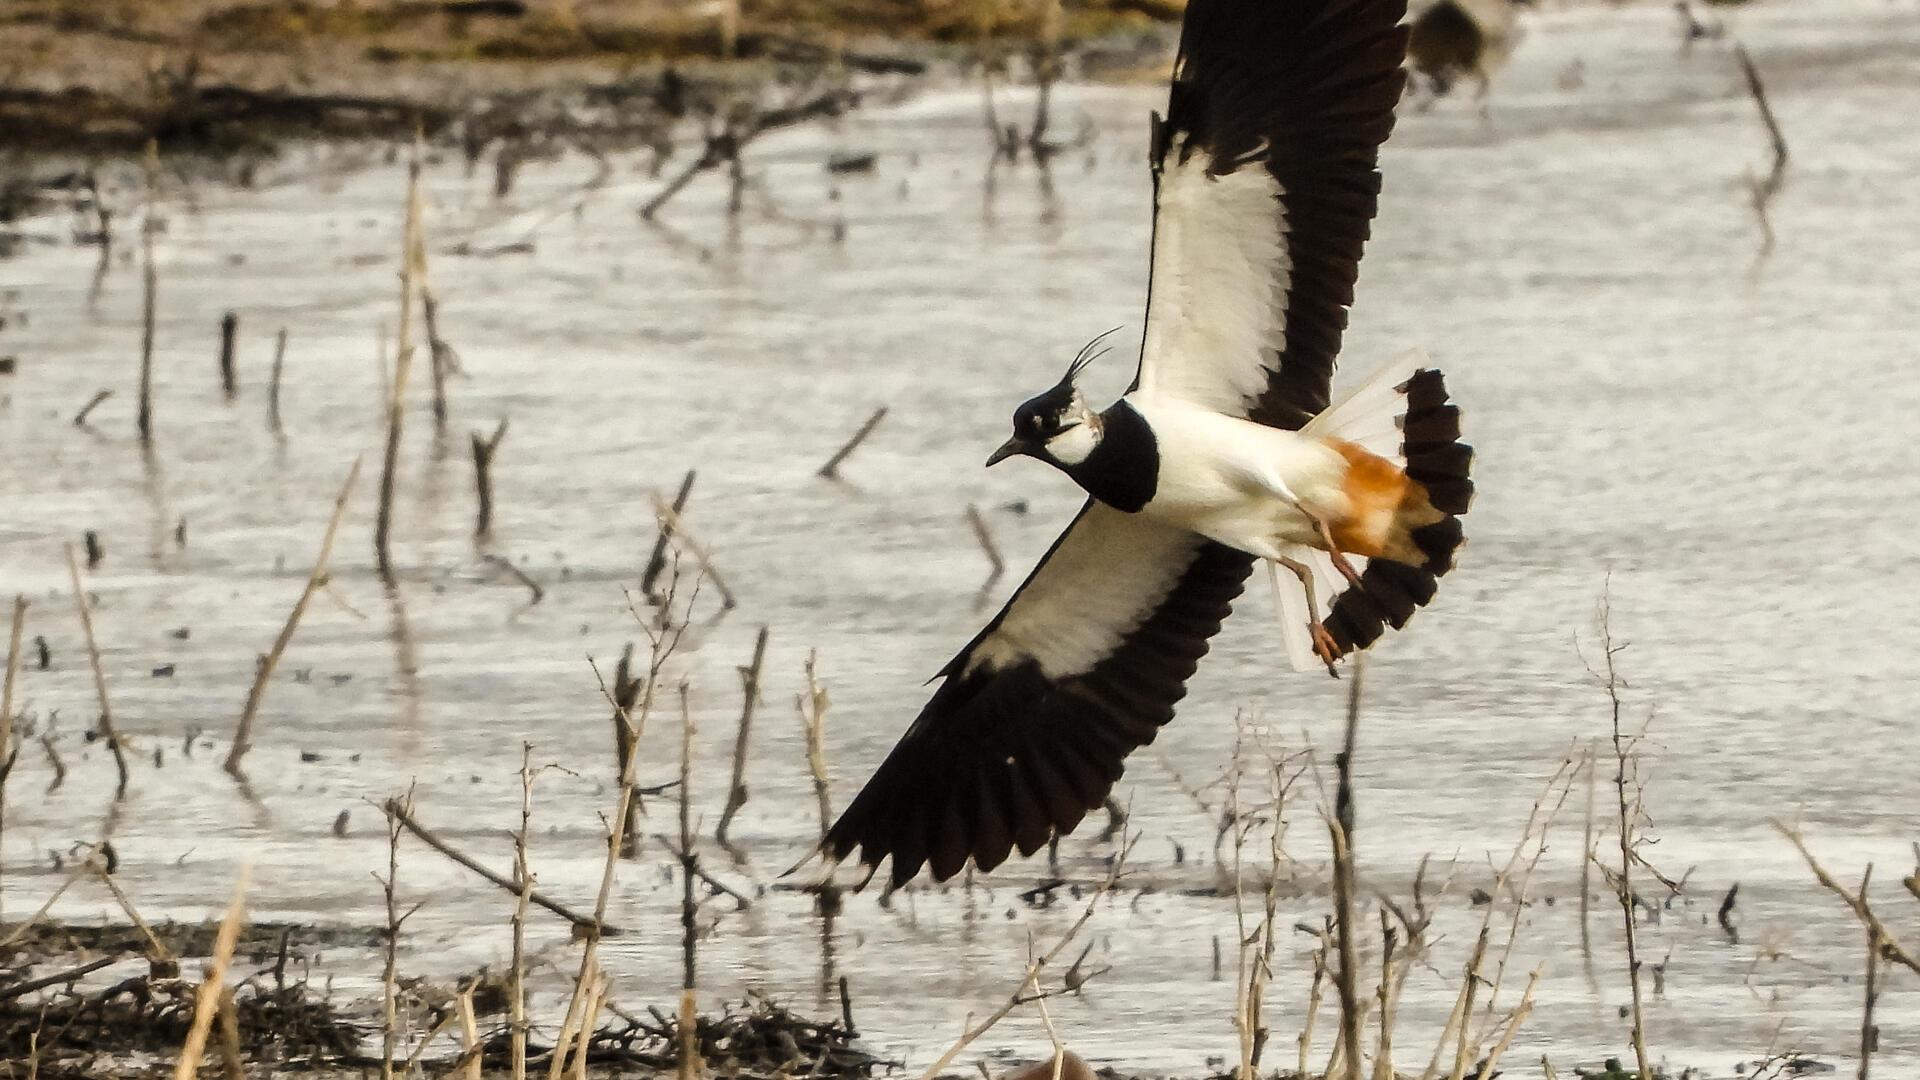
[[1046, 422, 1101, 465]]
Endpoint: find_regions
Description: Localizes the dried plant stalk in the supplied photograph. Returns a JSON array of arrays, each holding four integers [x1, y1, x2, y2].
[[375, 145, 425, 586], [227, 457, 362, 779], [0, 596, 25, 917], [716, 626, 770, 863], [65, 543, 129, 797], [173, 868, 250, 1080]]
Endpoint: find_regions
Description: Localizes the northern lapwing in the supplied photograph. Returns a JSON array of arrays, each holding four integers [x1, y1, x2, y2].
[[817, 0, 1473, 890]]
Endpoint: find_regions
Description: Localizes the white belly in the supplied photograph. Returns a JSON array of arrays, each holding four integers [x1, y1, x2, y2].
[[1125, 396, 1352, 554]]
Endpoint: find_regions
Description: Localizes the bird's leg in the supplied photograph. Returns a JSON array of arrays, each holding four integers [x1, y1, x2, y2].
[[1272, 556, 1341, 675], [1307, 514, 1367, 590], [1254, 466, 1369, 591]]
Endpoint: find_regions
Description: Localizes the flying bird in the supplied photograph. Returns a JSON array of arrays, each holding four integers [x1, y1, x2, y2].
[[818, 0, 1472, 890]]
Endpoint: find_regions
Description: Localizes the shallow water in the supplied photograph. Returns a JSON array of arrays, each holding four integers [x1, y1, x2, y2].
[[3, 1, 1919, 1076]]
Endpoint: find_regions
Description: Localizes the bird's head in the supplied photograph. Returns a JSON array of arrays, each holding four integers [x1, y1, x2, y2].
[[986, 331, 1118, 471]]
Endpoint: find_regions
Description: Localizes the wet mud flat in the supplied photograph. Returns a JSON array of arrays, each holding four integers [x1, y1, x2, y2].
[[4, 0, 1920, 1078]]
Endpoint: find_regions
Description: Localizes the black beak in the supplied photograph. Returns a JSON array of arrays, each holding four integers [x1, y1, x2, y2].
[[985, 436, 1031, 468]]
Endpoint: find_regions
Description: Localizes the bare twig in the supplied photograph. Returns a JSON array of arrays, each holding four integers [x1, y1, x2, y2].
[[1474, 966, 1543, 1080], [716, 626, 770, 863], [817, 406, 887, 480], [227, 458, 363, 779], [913, 836, 1136, 1080], [381, 797, 406, 1080], [72, 390, 114, 427], [385, 797, 609, 933], [1596, 587, 1655, 1080], [65, 543, 128, 797], [471, 418, 509, 537], [798, 650, 833, 842], [422, 288, 458, 433], [1775, 823, 1920, 976], [0, 955, 116, 1002], [655, 833, 755, 908]]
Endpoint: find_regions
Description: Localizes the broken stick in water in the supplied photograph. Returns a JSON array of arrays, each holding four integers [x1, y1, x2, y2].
[[375, 143, 425, 587], [138, 140, 159, 446], [648, 491, 737, 610], [385, 796, 612, 935], [481, 554, 543, 606], [817, 406, 887, 480], [471, 418, 509, 537], [226, 457, 363, 781], [642, 469, 696, 602], [268, 328, 288, 435], [218, 311, 238, 400], [716, 625, 770, 864], [1734, 44, 1789, 255], [72, 389, 113, 428]]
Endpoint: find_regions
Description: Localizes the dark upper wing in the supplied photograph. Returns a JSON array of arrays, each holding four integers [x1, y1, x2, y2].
[[1136, 0, 1410, 430], [821, 505, 1252, 888]]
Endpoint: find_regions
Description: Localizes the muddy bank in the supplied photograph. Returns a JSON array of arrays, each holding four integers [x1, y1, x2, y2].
[[0, 0, 1175, 160]]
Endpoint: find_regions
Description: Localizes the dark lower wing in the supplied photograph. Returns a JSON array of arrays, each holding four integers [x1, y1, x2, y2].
[[821, 505, 1252, 889]]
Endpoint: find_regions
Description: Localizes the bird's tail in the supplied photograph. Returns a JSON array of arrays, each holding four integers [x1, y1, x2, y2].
[[1274, 352, 1473, 669]]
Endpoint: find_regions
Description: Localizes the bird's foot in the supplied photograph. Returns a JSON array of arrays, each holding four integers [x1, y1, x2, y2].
[[1311, 621, 1342, 677]]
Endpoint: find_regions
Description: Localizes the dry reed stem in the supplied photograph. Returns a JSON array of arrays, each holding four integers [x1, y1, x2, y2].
[[381, 798, 407, 1080], [1229, 732, 1253, 1080], [1471, 750, 1579, 1056], [1, 596, 24, 917], [1298, 931, 1329, 1080], [268, 328, 287, 435], [1774, 823, 1920, 976], [911, 836, 1135, 1080], [817, 406, 888, 480], [555, 589, 689, 1079], [216, 984, 244, 1080], [1858, 864, 1878, 1080], [648, 493, 738, 610], [64, 543, 129, 798], [376, 144, 425, 587], [1580, 739, 1597, 962], [90, 854, 172, 963], [457, 986, 482, 1080], [483, 554, 545, 607], [1445, 928, 1489, 1080], [799, 650, 833, 842], [1474, 966, 1542, 1080], [386, 797, 606, 932], [72, 389, 114, 427], [226, 457, 363, 779], [716, 626, 770, 864], [512, 744, 534, 1080], [1372, 911, 1399, 1080], [677, 983, 701, 1080], [173, 867, 250, 1080], [677, 683, 699, 999], [138, 139, 158, 446], [1423, 926, 1488, 1080], [1331, 657, 1364, 1080]]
